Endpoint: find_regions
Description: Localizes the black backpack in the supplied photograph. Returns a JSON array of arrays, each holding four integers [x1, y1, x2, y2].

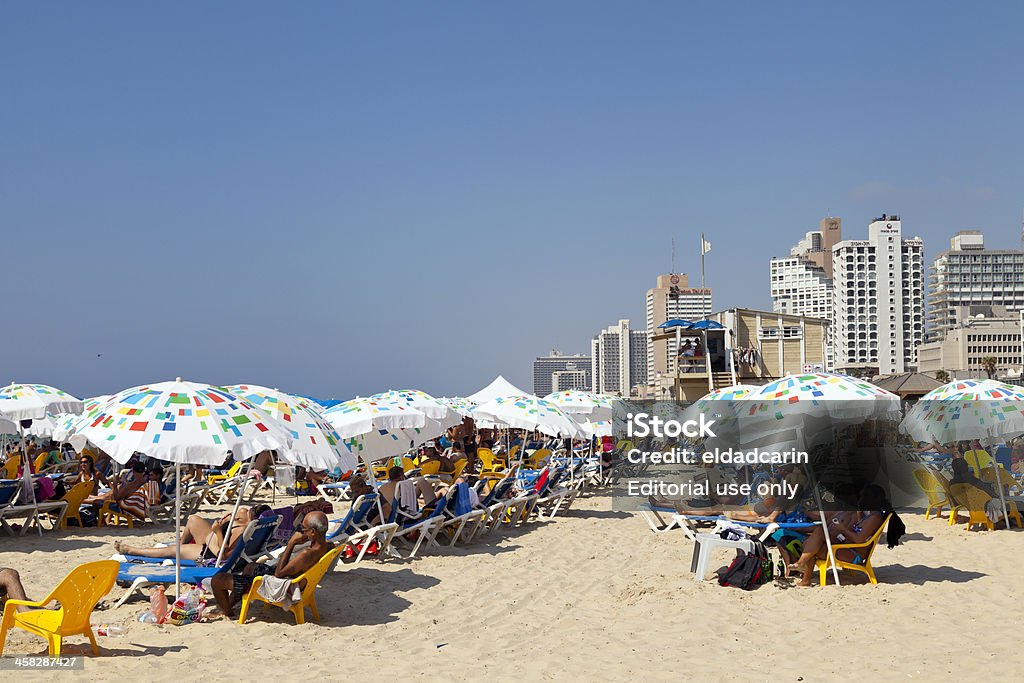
[[717, 540, 773, 590]]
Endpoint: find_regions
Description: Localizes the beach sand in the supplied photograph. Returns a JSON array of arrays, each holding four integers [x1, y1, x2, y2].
[[2, 493, 1023, 682]]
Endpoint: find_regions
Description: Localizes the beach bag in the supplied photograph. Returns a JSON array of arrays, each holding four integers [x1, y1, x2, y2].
[[166, 585, 206, 625], [718, 541, 771, 590]]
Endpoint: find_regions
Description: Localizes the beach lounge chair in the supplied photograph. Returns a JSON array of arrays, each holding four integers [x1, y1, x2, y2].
[[948, 483, 1022, 531], [0, 481, 68, 537], [815, 514, 892, 586], [436, 482, 487, 546], [912, 467, 950, 520], [237, 544, 346, 625], [0, 560, 118, 657], [113, 516, 279, 607], [388, 491, 449, 559]]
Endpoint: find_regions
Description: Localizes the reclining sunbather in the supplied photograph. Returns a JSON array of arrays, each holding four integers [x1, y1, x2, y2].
[[210, 511, 334, 618], [114, 507, 254, 562]]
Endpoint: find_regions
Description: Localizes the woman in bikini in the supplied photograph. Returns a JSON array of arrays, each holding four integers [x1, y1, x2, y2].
[[789, 484, 887, 587], [115, 507, 254, 562]]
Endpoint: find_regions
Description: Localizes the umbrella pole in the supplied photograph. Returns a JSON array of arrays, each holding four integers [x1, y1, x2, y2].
[[19, 427, 42, 537], [987, 430, 1010, 528], [216, 459, 247, 567], [174, 461, 181, 598], [800, 427, 840, 586]]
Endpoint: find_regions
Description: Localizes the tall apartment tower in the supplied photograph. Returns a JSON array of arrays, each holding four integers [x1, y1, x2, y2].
[[770, 218, 842, 370], [590, 319, 648, 396], [831, 214, 925, 375], [927, 231, 1024, 341], [645, 274, 712, 384]]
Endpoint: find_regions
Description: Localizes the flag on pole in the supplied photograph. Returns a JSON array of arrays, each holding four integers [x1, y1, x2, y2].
[[701, 235, 712, 255]]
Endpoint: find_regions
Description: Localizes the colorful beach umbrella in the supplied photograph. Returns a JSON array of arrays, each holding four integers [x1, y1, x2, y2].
[[68, 379, 293, 466], [899, 379, 1024, 445], [322, 396, 428, 439], [543, 390, 620, 422], [0, 383, 84, 421], [223, 385, 357, 472], [471, 395, 582, 438]]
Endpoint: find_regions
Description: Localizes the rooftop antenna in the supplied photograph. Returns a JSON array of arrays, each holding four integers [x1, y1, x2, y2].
[[1020, 209, 1023, 248], [671, 236, 676, 275]]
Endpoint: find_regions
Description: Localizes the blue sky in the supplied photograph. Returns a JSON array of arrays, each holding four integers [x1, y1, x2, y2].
[[3, 2, 1022, 400]]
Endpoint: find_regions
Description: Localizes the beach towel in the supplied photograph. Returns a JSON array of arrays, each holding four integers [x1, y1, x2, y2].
[[397, 480, 419, 516], [257, 575, 301, 610]]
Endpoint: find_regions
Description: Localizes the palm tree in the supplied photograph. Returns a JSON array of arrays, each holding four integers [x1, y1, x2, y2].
[[935, 369, 950, 384], [981, 356, 997, 379]]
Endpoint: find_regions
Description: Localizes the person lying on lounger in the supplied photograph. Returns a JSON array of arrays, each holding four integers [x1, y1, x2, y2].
[[114, 507, 254, 563], [210, 511, 334, 618]]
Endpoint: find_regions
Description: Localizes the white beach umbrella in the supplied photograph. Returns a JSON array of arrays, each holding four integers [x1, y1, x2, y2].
[[224, 384, 357, 472], [0, 383, 85, 533], [0, 382, 85, 421], [69, 379, 291, 466], [543, 390, 619, 422], [471, 395, 582, 439], [323, 396, 427, 439]]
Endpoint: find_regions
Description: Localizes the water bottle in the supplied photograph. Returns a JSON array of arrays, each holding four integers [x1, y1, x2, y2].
[[96, 624, 127, 637], [138, 612, 158, 624], [150, 585, 169, 623]]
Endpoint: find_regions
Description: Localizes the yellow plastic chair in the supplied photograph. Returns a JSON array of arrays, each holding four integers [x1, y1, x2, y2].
[[58, 482, 94, 529], [477, 448, 505, 475], [506, 445, 521, 462], [418, 460, 442, 476], [980, 467, 1021, 496], [207, 461, 242, 486], [912, 468, 949, 520], [2, 456, 22, 480], [525, 448, 551, 469], [0, 560, 118, 656], [401, 456, 417, 473], [97, 497, 141, 528], [449, 458, 467, 481], [949, 483, 1023, 530], [931, 474, 966, 526], [963, 449, 994, 477], [816, 514, 892, 586], [237, 544, 345, 625]]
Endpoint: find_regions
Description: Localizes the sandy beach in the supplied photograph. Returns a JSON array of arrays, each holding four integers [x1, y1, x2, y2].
[[3, 490, 1023, 683]]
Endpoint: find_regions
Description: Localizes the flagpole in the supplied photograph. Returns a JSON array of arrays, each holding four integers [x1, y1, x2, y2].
[[700, 232, 706, 291]]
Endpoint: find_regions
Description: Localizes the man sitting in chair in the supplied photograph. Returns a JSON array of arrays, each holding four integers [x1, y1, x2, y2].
[[210, 511, 334, 619]]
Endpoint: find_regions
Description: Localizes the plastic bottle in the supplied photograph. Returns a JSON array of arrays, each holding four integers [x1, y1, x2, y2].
[[138, 611, 158, 624], [96, 624, 127, 637], [150, 585, 169, 623]]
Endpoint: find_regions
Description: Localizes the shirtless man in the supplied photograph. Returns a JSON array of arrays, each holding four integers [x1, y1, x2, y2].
[[210, 511, 333, 618]]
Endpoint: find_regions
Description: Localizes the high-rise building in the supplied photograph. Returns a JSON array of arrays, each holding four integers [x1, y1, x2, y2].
[[831, 214, 925, 375], [645, 274, 712, 383], [591, 319, 648, 396], [927, 231, 1024, 342], [770, 218, 842, 370], [532, 350, 592, 396]]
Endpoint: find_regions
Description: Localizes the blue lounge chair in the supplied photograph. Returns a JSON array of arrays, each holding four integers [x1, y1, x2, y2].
[[112, 516, 280, 607], [118, 515, 282, 567]]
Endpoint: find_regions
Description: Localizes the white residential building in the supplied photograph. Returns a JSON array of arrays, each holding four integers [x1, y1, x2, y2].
[[591, 319, 648, 396], [770, 218, 842, 370], [927, 231, 1024, 342], [831, 214, 925, 375]]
